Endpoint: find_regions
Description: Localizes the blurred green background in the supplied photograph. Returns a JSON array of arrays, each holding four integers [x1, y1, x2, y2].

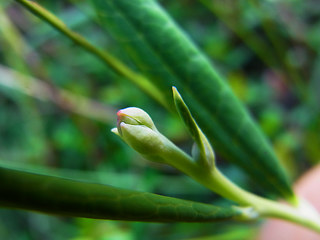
[[0, 0, 319, 239]]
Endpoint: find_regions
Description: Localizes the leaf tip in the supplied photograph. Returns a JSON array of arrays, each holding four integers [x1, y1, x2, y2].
[[172, 86, 181, 102], [172, 86, 177, 93]]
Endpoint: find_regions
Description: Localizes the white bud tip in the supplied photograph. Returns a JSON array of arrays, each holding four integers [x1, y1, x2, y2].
[[111, 127, 120, 136]]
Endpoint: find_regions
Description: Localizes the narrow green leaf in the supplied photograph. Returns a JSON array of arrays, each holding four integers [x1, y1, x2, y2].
[[14, 0, 168, 109], [92, 0, 294, 199], [0, 166, 242, 222], [173, 87, 215, 169]]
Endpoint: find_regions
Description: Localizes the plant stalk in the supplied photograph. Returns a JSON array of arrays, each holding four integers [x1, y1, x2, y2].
[[202, 169, 320, 232], [163, 142, 320, 232]]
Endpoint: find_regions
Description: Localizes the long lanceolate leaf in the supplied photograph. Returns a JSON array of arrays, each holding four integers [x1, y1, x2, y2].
[[92, 0, 294, 200], [0, 166, 242, 222]]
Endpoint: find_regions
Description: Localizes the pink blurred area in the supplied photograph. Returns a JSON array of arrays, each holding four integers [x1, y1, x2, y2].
[[258, 165, 320, 240]]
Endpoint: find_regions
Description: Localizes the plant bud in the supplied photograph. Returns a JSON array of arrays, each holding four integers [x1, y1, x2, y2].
[[117, 107, 157, 132], [112, 106, 198, 171], [112, 107, 166, 158]]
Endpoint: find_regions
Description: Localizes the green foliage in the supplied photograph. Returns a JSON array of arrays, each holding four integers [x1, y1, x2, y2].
[[92, 0, 293, 199], [1, 0, 320, 239], [173, 87, 215, 169], [0, 166, 242, 222]]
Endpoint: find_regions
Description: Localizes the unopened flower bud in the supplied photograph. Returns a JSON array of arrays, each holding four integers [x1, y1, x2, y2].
[[117, 107, 156, 132], [111, 106, 198, 173], [112, 107, 166, 159]]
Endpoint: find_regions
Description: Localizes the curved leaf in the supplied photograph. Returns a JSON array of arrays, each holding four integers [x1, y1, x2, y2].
[[0, 166, 242, 222], [92, 0, 293, 199]]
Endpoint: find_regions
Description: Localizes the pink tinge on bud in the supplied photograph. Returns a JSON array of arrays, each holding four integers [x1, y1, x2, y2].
[[115, 107, 157, 137], [116, 109, 142, 135], [116, 110, 125, 135], [116, 110, 124, 117], [116, 110, 125, 122]]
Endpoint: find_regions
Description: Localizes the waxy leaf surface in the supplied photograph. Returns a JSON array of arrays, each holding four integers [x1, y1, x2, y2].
[[92, 0, 293, 199], [0, 167, 241, 222]]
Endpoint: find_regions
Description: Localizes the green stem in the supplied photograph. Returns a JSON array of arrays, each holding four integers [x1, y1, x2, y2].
[[202, 169, 320, 232], [14, 0, 168, 109], [163, 142, 320, 232]]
